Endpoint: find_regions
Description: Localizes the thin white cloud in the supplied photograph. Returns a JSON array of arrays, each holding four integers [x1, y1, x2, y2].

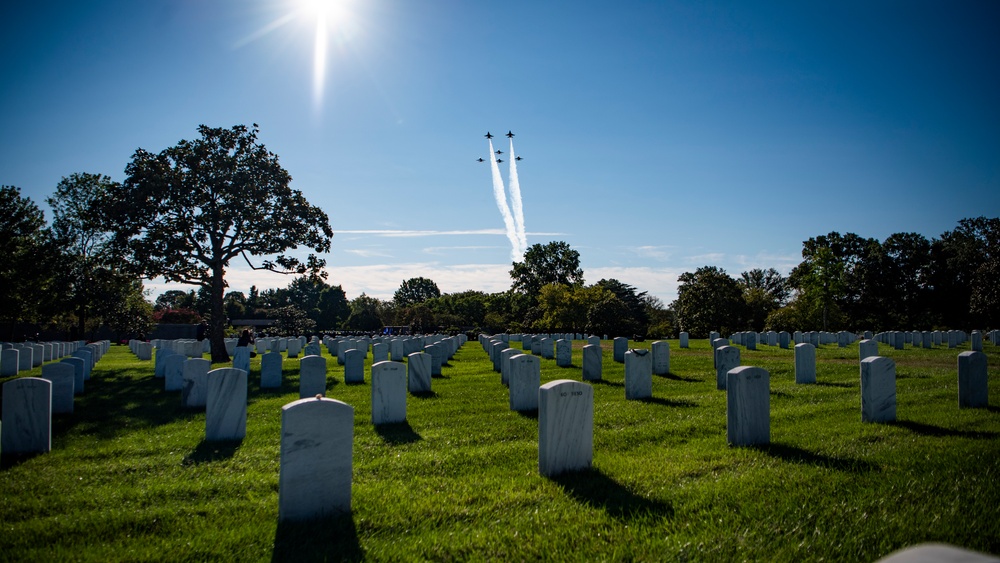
[[343, 248, 394, 258], [630, 245, 675, 261], [336, 229, 567, 238], [337, 229, 506, 237], [685, 253, 726, 264], [422, 245, 503, 255]]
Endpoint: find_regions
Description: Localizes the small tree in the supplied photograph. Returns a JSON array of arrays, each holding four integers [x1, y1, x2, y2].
[[103, 124, 333, 362]]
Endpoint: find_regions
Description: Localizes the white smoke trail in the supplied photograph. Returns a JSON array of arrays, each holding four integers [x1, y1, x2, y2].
[[507, 138, 527, 255], [488, 138, 520, 262]]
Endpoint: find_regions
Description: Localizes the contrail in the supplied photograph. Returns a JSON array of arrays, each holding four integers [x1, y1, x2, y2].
[[488, 138, 520, 262], [508, 137, 527, 255]]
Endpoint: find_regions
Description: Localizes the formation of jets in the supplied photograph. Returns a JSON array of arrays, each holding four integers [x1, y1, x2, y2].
[[478, 131, 523, 162]]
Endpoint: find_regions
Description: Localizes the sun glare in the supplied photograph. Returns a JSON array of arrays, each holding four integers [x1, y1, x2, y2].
[[235, 0, 357, 110]]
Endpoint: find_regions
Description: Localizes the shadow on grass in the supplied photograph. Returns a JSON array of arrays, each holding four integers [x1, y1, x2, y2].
[[889, 419, 998, 439], [591, 379, 623, 388], [182, 439, 241, 465], [769, 390, 792, 398], [657, 373, 701, 383], [410, 390, 439, 400], [374, 421, 422, 445], [751, 442, 879, 473], [515, 408, 539, 419], [0, 451, 44, 471], [272, 513, 362, 563], [56, 369, 195, 441], [639, 396, 697, 408], [550, 467, 673, 521]]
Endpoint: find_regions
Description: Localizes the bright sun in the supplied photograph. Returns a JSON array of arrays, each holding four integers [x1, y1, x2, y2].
[[295, 0, 349, 105], [235, 0, 357, 108]]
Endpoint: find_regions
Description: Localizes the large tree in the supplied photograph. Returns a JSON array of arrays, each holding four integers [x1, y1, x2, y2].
[[929, 217, 1000, 328], [670, 266, 745, 337], [738, 268, 789, 332], [394, 277, 441, 308], [0, 186, 57, 339], [103, 124, 333, 361], [510, 241, 584, 299]]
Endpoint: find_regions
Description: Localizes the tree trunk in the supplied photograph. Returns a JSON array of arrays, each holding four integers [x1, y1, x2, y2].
[[209, 263, 230, 363]]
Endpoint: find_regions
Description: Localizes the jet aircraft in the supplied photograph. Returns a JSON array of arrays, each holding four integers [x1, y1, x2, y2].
[[496, 159, 504, 163], [515, 156, 523, 161], [506, 131, 515, 138], [484, 132, 493, 139], [495, 149, 503, 155], [476, 158, 485, 162]]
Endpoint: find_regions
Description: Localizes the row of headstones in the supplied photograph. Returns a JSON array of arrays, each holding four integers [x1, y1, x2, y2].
[[875, 329, 991, 351], [713, 338, 991, 408], [0, 341, 110, 455], [151, 333, 473, 430], [277, 376, 595, 521], [480, 335, 674, 408], [728, 330, 860, 350], [0, 340, 96, 376]]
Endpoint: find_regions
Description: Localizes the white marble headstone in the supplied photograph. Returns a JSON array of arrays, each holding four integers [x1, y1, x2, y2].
[[371, 361, 407, 425], [715, 345, 740, 390], [205, 368, 247, 441], [260, 351, 283, 389], [372, 342, 388, 364], [679, 332, 689, 348], [651, 341, 670, 375], [582, 344, 602, 381], [343, 349, 365, 384], [232, 346, 251, 374], [726, 366, 770, 446], [538, 379, 593, 477], [509, 354, 541, 412], [407, 352, 431, 394], [286, 338, 302, 358], [624, 349, 652, 400], [61, 357, 86, 395], [426, 344, 444, 376], [164, 353, 185, 392], [555, 339, 572, 367], [859, 339, 879, 362], [612, 337, 628, 363], [182, 358, 211, 409], [861, 356, 896, 423], [958, 351, 988, 408], [794, 343, 816, 384], [299, 355, 327, 397], [41, 362, 75, 414], [1, 377, 52, 454], [1, 348, 19, 377], [279, 396, 354, 521]]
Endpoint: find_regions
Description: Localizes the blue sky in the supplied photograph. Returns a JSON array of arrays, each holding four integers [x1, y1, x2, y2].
[[2, 0, 998, 305]]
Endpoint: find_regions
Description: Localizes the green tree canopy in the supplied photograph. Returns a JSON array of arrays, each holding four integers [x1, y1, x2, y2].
[[0, 186, 57, 338], [394, 277, 441, 308], [510, 241, 584, 300], [102, 124, 333, 361], [670, 266, 744, 338]]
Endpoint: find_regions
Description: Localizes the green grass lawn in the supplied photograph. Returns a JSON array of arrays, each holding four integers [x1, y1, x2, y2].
[[2, 337, 999, 562]]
